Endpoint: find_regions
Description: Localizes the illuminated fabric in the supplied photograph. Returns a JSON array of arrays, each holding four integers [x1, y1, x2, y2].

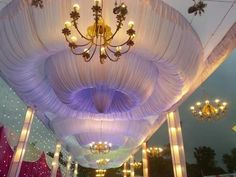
[[0, 0, 234, 169]]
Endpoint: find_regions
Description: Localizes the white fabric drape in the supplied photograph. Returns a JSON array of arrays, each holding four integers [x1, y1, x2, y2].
[[0, 0, 204, 168]]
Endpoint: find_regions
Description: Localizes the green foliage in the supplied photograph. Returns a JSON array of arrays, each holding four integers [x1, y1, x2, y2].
[[193, 146, 225, 176], [223, 148, 236, 173]]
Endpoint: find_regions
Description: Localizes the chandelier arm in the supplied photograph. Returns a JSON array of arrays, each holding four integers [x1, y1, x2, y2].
[[106, 20, 123, 41], [65, 36, 91, 47], [73, 21, 92, 41], [105, 49, 119, 62], [107, 45, 131, 55], [108, 37, 132, 48], [70, 42, 93, 55], [84, 45, 98, 62]]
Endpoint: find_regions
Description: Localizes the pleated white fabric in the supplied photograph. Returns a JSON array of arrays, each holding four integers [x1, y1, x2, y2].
[[0, 0, 204, 168]]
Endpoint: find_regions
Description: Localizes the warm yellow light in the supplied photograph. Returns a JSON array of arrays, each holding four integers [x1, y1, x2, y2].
[[196, 102, 201, 106], [116, 46, 122, 52], [65, 21, 72, 28], [101, 47, 105, 54], [73, 4, 80, 12], [128, 21, 134, 28], [205, 100, 210, 104], [232, 126, 236, 132], [71, 36, 78, 43], [84, 48, 89, 53], [190, 106, 195, 110], [215, 99, 220, 103]]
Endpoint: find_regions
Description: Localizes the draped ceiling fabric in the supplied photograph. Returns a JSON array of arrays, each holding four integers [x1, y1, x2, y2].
[[0, 0, 235, 169]]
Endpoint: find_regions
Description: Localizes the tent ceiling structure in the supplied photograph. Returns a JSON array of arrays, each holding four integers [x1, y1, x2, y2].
[[0, 0, 235, 169]]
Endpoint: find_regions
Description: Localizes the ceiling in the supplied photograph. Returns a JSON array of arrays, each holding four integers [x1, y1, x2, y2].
[[0, 0, 235, 169]]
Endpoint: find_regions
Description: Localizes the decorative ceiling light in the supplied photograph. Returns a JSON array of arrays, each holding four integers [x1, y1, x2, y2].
[[188, 0, 207, 16], [190, 99, 228, 120], [62, 0, 136, 64], [96, 169, 106, 177], [130, 162, 142, 169], [96, 158, 110, 167], [90, 141, 112, 154], [31, 0, 44, 8], [146, 147, 164, 157], [232, 125, 236, 132]]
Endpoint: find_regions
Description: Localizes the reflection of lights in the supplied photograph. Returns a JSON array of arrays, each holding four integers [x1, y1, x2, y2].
[[190, 99, 228, 120], [96, 158, 110, 167], [130, 162, 142, 169], [146, 147, 164, 157], [89, 141, 112, 154]]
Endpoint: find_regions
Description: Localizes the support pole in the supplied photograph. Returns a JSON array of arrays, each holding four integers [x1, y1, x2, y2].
[[7, 107, 35, 177], [167, 111, 187, 177], [65, 155, 72, 177], [50, 142, 62, 177], [123, 162, 127, 177], [73, 162, 78, 177], [142, 142, 149, 177], [130, 155, 135, 177]]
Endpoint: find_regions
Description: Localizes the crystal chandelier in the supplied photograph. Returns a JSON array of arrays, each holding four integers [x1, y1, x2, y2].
[[62, 0, 136, 64], [90, 141, 112, 154], [130, 162, 142, 169], [190, 99, 228, 120], [146, 147, 164, 157], [96, 158, 110, 167]]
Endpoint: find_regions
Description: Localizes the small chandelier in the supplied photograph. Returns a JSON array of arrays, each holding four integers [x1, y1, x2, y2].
[[190, 99, 228, 120], [130, 162, 142, 169], [146, 147, 164, 157], [62, 0, 136, 64], [96, 158, 110, 167], [96, 169, 106, 177], [90, 141, 112, 154]]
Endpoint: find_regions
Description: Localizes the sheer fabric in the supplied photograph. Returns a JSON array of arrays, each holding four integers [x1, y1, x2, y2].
[[0, 0, 204, 168]]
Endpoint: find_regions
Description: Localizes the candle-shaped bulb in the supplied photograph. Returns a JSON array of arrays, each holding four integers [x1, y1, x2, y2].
[[94, 0, 101, 6], [65, 21, 72, 28], [101, 47, 105, 54], [128, 21, 134, 29], [116, 46, 122, 52], [73, 4, 80, 12], [84, 48, 89, 53], [71, 36, 78, 43]]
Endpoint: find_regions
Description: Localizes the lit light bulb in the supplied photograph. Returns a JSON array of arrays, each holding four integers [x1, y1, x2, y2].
[[222, 102, 228, 106], [116, 46, 122, 52], [71, 36, 78, 43], [64, 21, 72, 28], [190, 106, 195, 110], [73, 4, 80, 12], [128, 21, 134, 28], [215, 99, 220, 103], [196, 102, 201, 106], [205, 100, 210, 104], [94, 0, 101, 5], [131, 34, 135, 39], [101, 47, 105, 54], [84, 48, 89, 53]]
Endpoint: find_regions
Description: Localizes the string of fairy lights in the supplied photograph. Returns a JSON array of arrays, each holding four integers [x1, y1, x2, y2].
[[0, 78, 69, 176]]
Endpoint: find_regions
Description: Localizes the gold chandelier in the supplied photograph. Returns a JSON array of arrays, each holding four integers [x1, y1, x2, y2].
[[146, 147, 164, 157], [96, 169, 106, 177], [190, 99, 228, 120], [90, 141, 112, 154], [62, 0, 136, 64], [96, 158, 110, 167], [130, 162, 142, 169]]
